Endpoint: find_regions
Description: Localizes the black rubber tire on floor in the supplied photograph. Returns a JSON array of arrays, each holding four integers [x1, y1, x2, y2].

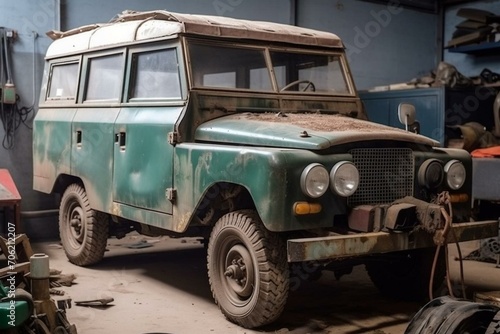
[[365, 247, 445, 301], [405, 296, 456, 334], [59, 184, 109, 266], [207, 210, 289, 328], [486, 310, 500, 334], [405, 296, 500, 334], [437, 303, 499, 334]]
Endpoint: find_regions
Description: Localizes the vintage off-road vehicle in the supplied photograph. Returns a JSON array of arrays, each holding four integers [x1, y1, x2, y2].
[[33, 10, 498, 328]]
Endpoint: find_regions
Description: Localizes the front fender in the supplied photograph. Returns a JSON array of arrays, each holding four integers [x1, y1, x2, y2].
[[172, 143, 343, 232]]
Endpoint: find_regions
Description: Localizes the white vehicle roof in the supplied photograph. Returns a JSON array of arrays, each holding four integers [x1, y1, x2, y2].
[[46, 10, 343, 58]]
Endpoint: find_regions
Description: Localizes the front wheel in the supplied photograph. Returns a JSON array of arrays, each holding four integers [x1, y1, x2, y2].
[[207, 210, 289, 328], [59, 184, 109, 266]]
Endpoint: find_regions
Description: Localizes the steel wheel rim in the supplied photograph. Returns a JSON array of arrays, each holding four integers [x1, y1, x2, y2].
[[224, 244, 255, 299], [66, 200, 85, 249], [218, 233, 257, 308]]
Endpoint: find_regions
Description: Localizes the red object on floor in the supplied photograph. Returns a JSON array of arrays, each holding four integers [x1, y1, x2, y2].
[[0, 169, 22, 231], [471, 146, 500, 158]]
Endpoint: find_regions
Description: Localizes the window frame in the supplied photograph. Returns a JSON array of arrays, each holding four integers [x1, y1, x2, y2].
[[185, 38, 356, 97], [125, 43, 185, 104], [45, 56, 81, 103], [268, 46, 356, 97], [80, 50, 127, 104], [185, 39, 277, 93]]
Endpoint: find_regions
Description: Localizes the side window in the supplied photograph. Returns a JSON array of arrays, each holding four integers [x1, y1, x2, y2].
[[130, 48, 182, 100], [85, 54, 123, 101], [48, 62, 79, 100]]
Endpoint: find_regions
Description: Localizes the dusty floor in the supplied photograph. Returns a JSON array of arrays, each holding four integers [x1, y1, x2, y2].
[[29, 235, 500, 334]]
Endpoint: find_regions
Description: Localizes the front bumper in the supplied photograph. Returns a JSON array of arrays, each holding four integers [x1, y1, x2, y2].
[[287, 220, 499, 262]]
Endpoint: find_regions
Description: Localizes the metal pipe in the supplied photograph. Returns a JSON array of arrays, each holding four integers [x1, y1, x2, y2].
[[20, 209, 59, 218], [2, 30, 12, 84], [289, 0, 297, 26], [54, 0, 61, 31], [30, 253, 58, 331]]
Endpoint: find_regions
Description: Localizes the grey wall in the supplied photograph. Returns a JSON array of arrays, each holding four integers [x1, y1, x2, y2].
[[443, 0, 500, 77], [61, 0, 292, 28], [297, 0, 439, 90], [0, 0, 438, 239], [0, 0, 60, 238]]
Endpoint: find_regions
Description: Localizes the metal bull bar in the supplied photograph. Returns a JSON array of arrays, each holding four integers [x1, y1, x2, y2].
[[287, 193, 499, 263]]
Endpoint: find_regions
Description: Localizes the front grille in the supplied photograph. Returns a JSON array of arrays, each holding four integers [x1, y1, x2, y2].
[[348, 148, 414, 206]]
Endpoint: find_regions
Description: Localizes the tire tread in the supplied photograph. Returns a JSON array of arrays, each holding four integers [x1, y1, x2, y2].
[[207, 210, 289, 328], [59, 184, 108, 266], [486, 310, 500, 334]]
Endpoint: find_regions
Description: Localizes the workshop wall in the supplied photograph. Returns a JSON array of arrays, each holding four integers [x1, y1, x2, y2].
[[0, 0, 439, 239], [61, 0, 293, 28], [297, 0, 439, 90], [444, 1, 500, 78], [0, 0, 58, 238]]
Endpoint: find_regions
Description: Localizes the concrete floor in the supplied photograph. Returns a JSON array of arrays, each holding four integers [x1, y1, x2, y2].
[[30, 235, 500, 334]]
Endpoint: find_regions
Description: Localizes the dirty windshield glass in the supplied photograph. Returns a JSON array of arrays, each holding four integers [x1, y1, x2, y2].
[[189, 43, 272, 91], [188, 41, 351, 95], [270, 51, 350, 94]]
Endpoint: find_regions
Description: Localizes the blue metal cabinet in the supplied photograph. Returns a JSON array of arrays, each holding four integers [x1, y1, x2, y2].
[[359, 87, 496, 147]]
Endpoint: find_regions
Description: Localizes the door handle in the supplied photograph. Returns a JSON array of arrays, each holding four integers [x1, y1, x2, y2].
[[115, 132, 126, 150], [76, 130, 82, 148]]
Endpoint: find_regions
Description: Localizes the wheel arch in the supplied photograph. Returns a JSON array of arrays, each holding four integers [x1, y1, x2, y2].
[[52, 175, 109, 213], [190, 181, 257, 228], [52, 174, 85, 195]]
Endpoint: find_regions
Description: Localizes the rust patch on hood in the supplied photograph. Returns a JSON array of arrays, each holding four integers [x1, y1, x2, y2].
[[239, 113, 407, 133]]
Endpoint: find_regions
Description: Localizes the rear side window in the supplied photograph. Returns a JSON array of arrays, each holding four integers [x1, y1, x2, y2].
[[85, 54, 123, 101], [48, 62, 79, 100], [130, 48, 181, 100]]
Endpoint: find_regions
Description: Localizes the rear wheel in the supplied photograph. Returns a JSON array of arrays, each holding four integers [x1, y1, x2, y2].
[[59, 184, 109, 266], [207, 210, 289, 328], [365, 247, 445, 301]]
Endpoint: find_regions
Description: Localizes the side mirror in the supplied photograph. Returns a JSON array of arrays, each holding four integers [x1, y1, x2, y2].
[[398, 103, 416, 132]]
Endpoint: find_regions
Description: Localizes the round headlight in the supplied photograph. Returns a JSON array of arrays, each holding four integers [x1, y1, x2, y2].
[[300, 163, 330, 198], [418, 159, 444, 189], [444, 160, 466, 190], [330, 161, 359, 197]]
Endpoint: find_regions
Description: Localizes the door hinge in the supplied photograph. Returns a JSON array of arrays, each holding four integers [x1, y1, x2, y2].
[[168, 131, 178, 145], [166, 188, 177, 202]]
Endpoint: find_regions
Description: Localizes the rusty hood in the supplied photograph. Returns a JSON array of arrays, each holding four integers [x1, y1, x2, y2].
[[194, 113, 439, 150]]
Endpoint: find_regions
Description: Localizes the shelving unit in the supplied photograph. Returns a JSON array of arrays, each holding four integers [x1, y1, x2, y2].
[[447, 41, 500, 55]]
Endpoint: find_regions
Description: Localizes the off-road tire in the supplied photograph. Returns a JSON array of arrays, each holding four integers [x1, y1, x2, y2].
[[59, 184, 109, 266], [486, 310, 500, 334], [365, 247, 445, 301], [207, 210, 289, 328]]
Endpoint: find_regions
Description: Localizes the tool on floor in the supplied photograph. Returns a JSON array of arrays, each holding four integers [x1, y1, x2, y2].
[[75, 297, 114, 307]]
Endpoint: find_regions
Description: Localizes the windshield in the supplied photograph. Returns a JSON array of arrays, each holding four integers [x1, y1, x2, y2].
[[270, 51, 350, 94], [188, 41, 352, 95], [189, 43, 272, 91]]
